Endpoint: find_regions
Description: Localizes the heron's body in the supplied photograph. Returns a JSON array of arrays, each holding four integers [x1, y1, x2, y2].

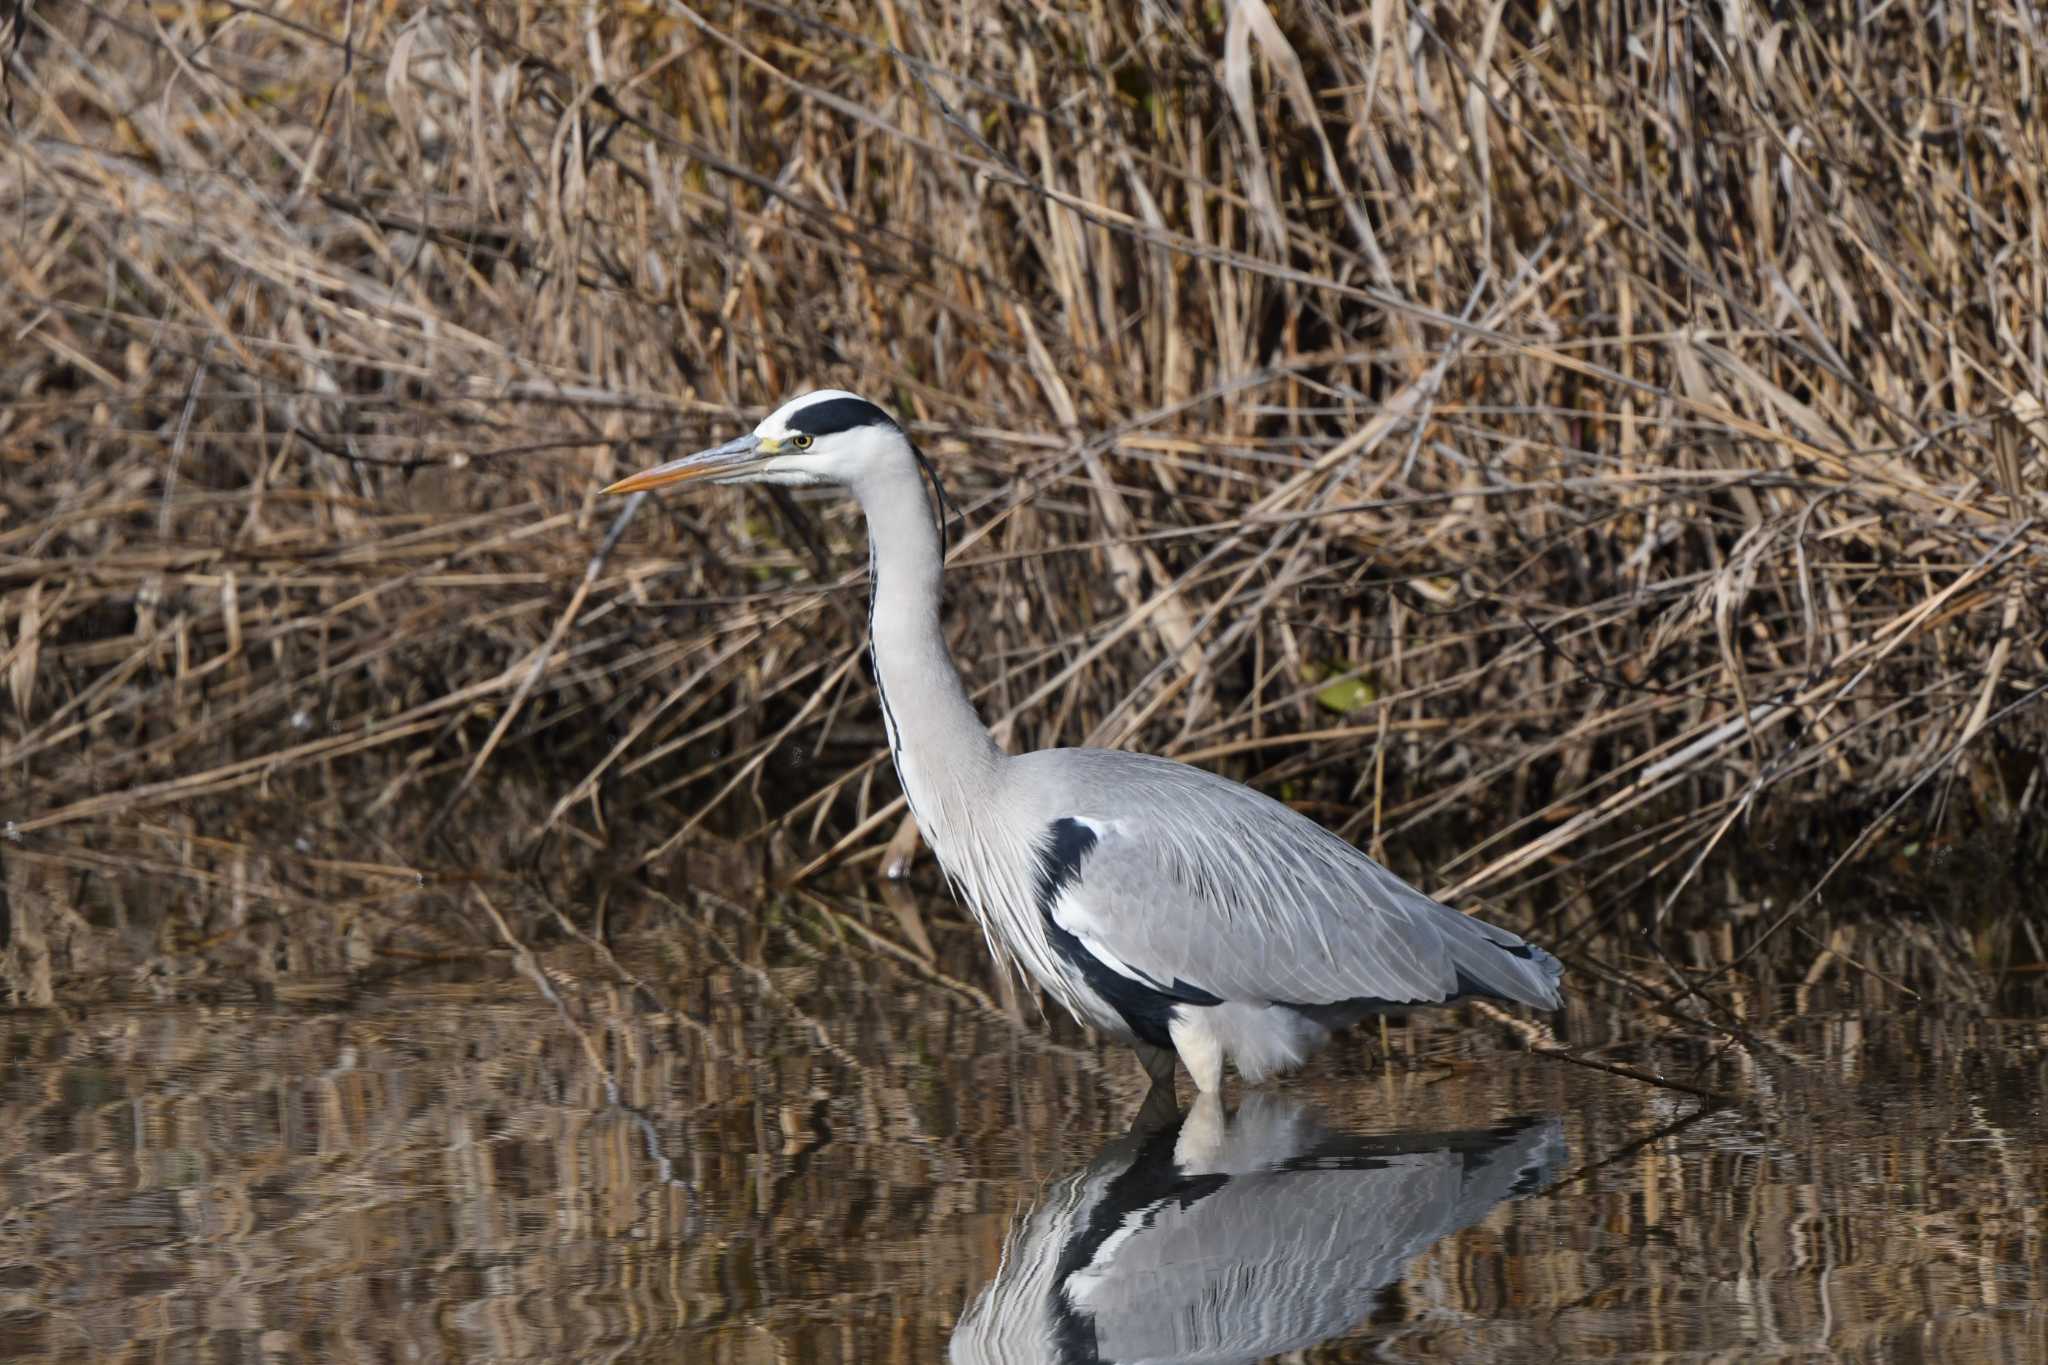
[[608, 390, 1564, 1091]]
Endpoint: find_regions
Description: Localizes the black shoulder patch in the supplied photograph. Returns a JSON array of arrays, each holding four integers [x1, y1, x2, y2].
[[788, 396, 896, 437], [1034, 817, 1222, 1049], [1033, 816, 1098, 916]]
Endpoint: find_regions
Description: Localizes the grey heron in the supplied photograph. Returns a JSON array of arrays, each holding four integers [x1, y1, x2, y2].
[[604, 390, 1565, 1092], [950, 1096, 1564, 1362]]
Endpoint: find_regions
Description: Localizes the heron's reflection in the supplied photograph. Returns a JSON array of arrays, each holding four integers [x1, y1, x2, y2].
[[951, 1094, 1563, 1364]]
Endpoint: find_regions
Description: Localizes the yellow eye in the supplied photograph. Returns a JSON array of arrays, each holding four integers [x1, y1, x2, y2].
[[791, 433, 813, 449]]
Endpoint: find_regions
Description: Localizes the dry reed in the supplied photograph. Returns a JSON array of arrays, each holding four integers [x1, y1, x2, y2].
[[2, 0, 2045, 995]]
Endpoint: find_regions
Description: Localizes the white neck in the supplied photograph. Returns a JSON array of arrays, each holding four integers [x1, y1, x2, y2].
[[850, 461, 1080, 1017], [851, 463, 1003, 847]]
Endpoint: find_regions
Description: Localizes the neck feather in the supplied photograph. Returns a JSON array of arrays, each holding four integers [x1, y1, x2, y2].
[[853, 466, 1002, 840]]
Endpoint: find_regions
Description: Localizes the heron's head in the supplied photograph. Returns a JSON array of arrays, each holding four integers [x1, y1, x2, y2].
[[602, 390, 911, 495]]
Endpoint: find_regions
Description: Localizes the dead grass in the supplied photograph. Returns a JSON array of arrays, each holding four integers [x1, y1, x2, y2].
[[2, 0, 2046, 992]]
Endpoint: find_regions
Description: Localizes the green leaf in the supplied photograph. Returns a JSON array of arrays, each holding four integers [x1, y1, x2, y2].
[[1315, 673, 1377, 715]]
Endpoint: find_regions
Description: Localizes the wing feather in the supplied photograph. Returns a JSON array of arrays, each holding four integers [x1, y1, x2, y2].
[[1014, 748, 1563, 1012]]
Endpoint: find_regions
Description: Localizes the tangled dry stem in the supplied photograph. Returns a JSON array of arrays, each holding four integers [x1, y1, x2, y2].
[[1, 1, 2045, 992]]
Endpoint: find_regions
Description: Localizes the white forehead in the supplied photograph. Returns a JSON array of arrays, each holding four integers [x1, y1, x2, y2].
[[755, 389, 892, 440]]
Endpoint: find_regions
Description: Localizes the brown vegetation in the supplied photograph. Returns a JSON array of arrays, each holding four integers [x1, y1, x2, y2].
[[2, 1, 2046, 996]]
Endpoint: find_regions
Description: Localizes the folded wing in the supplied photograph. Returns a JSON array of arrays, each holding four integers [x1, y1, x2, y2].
[[1012, 748, 1563, 1014]]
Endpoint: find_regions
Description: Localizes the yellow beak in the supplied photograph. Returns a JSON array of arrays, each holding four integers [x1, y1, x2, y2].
[[602, 433, 773, 494]]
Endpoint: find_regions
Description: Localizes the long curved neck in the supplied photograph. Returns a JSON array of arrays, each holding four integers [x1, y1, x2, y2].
[[853, 465, 1002, 830]]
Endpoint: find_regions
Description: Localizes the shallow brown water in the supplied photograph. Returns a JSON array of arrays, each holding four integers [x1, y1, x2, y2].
[[1, 900, 2043, 1364]]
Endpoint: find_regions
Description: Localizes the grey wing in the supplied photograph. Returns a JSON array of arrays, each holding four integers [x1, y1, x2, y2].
[[1014, 749, 1563, 1012]]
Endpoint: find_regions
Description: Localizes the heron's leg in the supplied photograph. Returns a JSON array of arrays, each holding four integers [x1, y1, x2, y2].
[[1167, 1013, 1225, 1094], [1134, 1042, 1178, 1088], [1130, 1077, 1183, 1135], [1358, 1020, 1386, 1073]]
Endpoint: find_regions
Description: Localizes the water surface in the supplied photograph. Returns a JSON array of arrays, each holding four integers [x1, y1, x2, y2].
[[1, 902, 2042, 1363]]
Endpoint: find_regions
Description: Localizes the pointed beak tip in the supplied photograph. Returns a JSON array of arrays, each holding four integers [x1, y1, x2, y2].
[[599, 472, 663, 496]]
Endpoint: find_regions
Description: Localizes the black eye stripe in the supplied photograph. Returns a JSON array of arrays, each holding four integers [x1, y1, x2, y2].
[[787, 396, 895, 437]]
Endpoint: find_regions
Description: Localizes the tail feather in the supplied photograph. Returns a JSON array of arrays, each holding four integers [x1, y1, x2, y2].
[[1442, 913, 1564, 1009], [1386, 862, 1565, 1010]]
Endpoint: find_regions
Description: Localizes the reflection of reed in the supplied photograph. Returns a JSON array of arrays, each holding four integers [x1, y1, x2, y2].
[[0, 919, 2042, 1362], [0, 935, 1129, 1364], [951, 1095, 1563, 1363], [7, 0, 2048, 1031]]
